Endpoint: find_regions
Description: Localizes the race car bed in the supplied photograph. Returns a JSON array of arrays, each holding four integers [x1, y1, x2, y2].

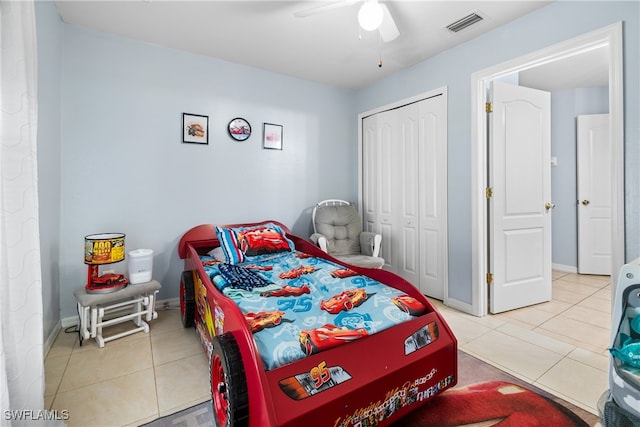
[[178, 220, 457, 426]]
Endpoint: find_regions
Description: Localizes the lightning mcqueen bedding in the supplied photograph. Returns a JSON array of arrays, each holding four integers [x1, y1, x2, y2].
[[178, 221, 457, 427]]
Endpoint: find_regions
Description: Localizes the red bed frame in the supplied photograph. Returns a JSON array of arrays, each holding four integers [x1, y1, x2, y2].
[[178, 221, 458, 426]]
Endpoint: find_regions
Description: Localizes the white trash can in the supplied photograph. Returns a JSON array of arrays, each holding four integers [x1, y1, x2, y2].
[[128, 249, 153, 285]]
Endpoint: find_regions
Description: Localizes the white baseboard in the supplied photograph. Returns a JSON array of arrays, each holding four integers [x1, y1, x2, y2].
[[44, 323, 62, 358], [156, 297, 180, 311], [61, 315, 78, 329], [552, 263, 578, 273], [444, 296, 476, 317]]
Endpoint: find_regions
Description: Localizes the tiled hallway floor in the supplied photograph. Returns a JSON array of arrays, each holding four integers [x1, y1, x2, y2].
[[430, 270, 611, 420], [45, 270, 610, 426]]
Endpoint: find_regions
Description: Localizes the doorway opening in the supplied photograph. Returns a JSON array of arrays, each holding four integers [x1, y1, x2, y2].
[[470, 22, 623, 317]]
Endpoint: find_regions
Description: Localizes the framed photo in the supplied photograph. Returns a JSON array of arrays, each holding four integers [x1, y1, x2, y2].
[[183, 113, 208, 144], [263, 123, 283, 150], [228, 117, 251, 141]]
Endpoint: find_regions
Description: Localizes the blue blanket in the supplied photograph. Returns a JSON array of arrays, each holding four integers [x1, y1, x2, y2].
[[201, 251, 426, 371]]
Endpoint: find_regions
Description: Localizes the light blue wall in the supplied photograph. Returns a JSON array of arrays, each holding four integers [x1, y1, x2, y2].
[[35, 1, 63, 342], [551, 87, 609, 269], [355, 1, 639, 304], [56, 25, 356, 318], [36, 1, 639, 320]]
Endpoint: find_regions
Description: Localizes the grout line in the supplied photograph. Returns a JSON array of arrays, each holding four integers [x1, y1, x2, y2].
[[45, 329, 74, 411], [149, 323, 161, 423], [532, 379, 600, 416]]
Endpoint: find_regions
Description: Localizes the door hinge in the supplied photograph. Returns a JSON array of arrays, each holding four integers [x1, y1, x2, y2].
[[485, 187, 493, 198], [485, 102, 493, 113], [486, 273, 493, 285]]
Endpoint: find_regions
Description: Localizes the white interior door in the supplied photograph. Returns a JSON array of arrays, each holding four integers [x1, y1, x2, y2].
[[361, 91, 447, 298], [394, 96, 447, 297], [397, 104, 420, 285], [362, 111, 396, 271], [577, 114, 611, 275], [418, 97, 447, 299], [489, 81, 552, 314]]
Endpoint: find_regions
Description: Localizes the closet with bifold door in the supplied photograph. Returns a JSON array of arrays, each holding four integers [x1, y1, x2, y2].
[[361, 92, 447, 299]]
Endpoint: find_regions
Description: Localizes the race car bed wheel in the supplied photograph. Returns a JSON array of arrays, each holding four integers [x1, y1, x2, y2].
[[180, 271, 196, 327], [211, 333, 249, 427]]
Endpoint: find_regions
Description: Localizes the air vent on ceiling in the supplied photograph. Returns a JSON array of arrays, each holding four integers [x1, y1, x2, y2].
[[446, 12, 484, 33]]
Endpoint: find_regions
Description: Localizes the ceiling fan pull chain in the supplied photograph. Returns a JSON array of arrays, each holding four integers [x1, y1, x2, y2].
[[378, 32, 383, 68]]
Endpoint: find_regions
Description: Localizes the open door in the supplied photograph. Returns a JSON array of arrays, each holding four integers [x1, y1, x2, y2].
[[488, 81, 552, 314], [577, 114, 611, 275]]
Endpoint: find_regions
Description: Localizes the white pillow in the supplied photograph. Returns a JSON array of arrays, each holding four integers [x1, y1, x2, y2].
[[208, 246, 226, 262]]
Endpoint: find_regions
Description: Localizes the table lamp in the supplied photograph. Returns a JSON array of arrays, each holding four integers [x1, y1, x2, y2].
[[84, 233, 129, 293]]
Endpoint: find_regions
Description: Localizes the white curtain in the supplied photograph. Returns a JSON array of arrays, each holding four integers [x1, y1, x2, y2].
[[0, 0, 44, 424]]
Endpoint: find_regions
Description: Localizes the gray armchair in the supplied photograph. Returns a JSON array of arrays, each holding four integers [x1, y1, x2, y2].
[[310, 199, 385, 269]]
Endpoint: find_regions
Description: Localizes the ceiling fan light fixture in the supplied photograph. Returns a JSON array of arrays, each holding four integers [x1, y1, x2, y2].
[[358, 0, 384, 32]]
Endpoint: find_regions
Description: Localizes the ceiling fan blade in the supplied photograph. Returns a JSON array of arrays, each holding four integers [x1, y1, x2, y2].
[[379, 3, 400, 42], [294, 0, 359, 18]]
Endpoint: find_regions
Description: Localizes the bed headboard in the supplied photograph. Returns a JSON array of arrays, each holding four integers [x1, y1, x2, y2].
[[178, 220, 291, 259]]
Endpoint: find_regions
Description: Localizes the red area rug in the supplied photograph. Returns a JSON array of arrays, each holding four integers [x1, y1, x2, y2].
[[393, 350, 598, 426], [398, 380, 590, 426], [142, 350, 599, 426]]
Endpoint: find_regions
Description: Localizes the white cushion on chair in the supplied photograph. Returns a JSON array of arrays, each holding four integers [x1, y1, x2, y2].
[[336, 254, 385, 269]]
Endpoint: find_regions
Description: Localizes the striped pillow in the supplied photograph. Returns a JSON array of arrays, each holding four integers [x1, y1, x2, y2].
[[215, 226, 245, 264]]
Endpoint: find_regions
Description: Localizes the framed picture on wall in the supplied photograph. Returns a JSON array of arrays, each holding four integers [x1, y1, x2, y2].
[[263, 123, 283, 150], [183, 113, 209, 144]]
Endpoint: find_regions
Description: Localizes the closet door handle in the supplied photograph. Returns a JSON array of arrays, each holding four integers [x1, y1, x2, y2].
[[581, 199, 590, 206]]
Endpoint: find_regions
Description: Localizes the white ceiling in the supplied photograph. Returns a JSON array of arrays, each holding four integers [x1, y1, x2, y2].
[[53, 0, 609, 91], [518, 45, 609, 91]]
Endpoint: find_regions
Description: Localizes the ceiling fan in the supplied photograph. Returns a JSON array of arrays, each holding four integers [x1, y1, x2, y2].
[[294, 0, 400, 43]]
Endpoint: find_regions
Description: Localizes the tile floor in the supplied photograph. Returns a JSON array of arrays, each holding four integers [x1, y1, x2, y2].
[[431, 270, 611, 419], [44, 270, 611, 426]]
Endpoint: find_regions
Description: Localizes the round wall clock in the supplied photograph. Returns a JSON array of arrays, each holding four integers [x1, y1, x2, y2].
[[227, 118, 251, 141]]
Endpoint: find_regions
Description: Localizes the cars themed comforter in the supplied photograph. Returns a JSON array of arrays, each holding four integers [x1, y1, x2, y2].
[[199, 250, 429, 371]]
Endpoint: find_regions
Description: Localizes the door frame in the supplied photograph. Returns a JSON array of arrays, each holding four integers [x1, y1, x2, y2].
[[357, 86, 449, 302], [470, 22, 624, 316]]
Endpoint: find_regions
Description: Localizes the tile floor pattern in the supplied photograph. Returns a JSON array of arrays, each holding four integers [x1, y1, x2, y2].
[[45, 271, 611, 426]]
